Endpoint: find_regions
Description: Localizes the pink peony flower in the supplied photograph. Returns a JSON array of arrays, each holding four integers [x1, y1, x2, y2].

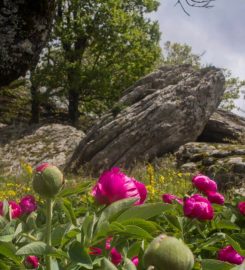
[[207, 191, 225, 205], [192, 174, 217, 194], [89, 247, 102, 255], [218, 245, 244, 265], [131, 256, 139, 266], [35, 162, 52, 172], [162, 193, 183, 205], [238, 202, 245, 216], [19, 195, 37, 214], [110, 247, 122, 265], [24, 255, 39, 269], [183, 194, 214, 221], [0, 201, 22, 219], [92, 167, 147, 205], [105, 236, 113, 250]]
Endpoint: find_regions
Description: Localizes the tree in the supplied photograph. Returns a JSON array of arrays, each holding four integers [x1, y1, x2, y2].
[[51, 0, 162, 125], [162, 41, 245, 111], [29, 45, 67, 124], [163, 41, 202, 67], [0, 0, 56, 88]]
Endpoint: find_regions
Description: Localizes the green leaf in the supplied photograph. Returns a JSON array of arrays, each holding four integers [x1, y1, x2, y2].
[[214, 220, 240, 231], [231, 234, 245, 249], [226, 234, 242, 252], [231, 261, 245, 270], [122, 225, 153, 240], [116, 203, 172, 222], [68, 241, 93, 269], [16, 241, 47, 256], [0, 234, 14, 242], [0, 242, 20, 264], [81, 214, 97, 245], [101, 258, 118, 270], [59, 198, 77, 226], [165, 215, 183, 231], [52, 223, 71, 247], [96, 198, 137, 233], [201, 259, 234, 270], [58, 182, 91, 197], [127, 242, 141, 259], [120, 219, 158, 233]]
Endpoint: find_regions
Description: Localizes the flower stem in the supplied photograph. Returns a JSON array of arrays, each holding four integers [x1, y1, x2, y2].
[[46, 198, 54, 270]]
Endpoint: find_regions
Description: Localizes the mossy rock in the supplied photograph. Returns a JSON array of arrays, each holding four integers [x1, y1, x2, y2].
[[0, 80, 31, 124]]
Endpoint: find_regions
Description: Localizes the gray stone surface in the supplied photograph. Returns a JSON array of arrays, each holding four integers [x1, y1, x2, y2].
[[199, 109, 245, 143], [0, 0, 56, 87], [67, 65, 225, 174], [176, 142, 245, 192], [0, 123, 85, 175]]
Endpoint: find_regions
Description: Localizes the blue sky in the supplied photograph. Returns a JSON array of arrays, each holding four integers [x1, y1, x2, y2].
[[149, 0, 245, 115]]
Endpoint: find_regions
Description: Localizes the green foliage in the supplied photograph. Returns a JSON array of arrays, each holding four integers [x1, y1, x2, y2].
[[0, 162, 245, 269], [32, 0, 162, 124], [163, 41, 202, 68]]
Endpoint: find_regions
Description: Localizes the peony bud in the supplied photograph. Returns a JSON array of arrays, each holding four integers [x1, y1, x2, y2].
[[238, 202, 245, 216], [33, 163, 64, 198], [0, 201, 22, 219], [162, 194, 183, 205], [192, 174, 217, 194], [89, 247, 102, 255], [218, 245, 244, 265], [143, 234, 194, 270], [24, 255, 39, 269], [207, 191, 225, 205], [110, 247, 122, 265], [105, 236, 113, 250], [131, 256, 139, 266], [19, 195, 37, 214]]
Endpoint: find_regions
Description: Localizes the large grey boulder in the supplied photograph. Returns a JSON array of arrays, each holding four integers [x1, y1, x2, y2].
[[0, 0, 56, 87], [67, 65, 225, 173], [199, 109, 245, 143], [176, 142, 245, 193], [0, 123, 85, 176]]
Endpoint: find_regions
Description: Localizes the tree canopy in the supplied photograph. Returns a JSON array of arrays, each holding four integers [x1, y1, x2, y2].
[[31, 0, 162, 125]]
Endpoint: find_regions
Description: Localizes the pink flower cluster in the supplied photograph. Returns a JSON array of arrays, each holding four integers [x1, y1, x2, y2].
[[90, 236, 139, 266], [182, 174, 226, 221], [92, 167, 147, 205], [192, 174, 225, 205], [218, 245, 244, 265], [161, 174, 225, 221], [0, 195, 37, 219]]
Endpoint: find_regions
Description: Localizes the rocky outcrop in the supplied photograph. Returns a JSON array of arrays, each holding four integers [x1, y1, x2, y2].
[[0, 0, 56, 87], [0, 123, 85, 175], [199, 109, 245, 143], [67, 65, 225, 173], [176, 142, 245, 191]]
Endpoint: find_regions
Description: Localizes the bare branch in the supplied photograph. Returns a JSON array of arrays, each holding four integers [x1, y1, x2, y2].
[[175, 0, 215, 15]]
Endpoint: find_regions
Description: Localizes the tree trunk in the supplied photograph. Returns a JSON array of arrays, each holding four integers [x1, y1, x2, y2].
[[0, 0, 56, 87], [68, 88, 79, 126], [30, 84, 40, 124]]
